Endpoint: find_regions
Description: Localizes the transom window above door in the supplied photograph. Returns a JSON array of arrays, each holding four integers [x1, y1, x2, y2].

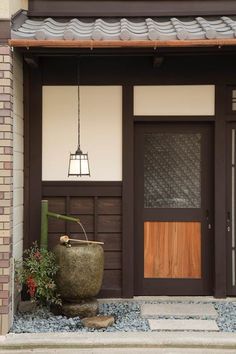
[[133, 85, 215, 116]]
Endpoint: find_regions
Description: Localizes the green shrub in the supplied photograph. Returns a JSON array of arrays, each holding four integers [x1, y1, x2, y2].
[[15, 242, 61, 306]]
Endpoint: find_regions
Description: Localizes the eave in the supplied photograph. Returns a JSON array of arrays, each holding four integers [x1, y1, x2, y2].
[[9, 39, 236, 49]]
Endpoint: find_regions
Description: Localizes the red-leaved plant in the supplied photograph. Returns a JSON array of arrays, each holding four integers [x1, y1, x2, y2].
[[15, 242, 61, 306]]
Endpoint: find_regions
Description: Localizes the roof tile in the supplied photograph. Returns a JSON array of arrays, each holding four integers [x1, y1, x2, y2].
[[11, 13, 236, 41]]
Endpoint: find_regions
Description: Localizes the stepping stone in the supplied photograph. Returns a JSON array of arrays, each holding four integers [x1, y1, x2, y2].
[[141, 303, 217, 318], [148, 319, 219, 331]]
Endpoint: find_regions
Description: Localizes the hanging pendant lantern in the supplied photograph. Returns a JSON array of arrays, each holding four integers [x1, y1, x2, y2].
[[68, 58, 90, 177], [68, 148, 90, 177]]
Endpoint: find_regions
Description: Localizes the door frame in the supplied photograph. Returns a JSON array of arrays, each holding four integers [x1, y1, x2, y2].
[[122, 82, 229, 298], [133, 122, 214, 296], [226, 122, 236, 296]]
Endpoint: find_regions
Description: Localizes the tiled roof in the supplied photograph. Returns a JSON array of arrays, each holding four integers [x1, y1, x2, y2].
[[11, 15, 236, 41]]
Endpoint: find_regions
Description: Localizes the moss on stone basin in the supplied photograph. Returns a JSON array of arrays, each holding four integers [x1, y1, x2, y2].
[[54, 243, 104, 301]]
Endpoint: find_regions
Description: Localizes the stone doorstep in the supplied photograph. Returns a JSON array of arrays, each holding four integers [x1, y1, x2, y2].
[[141, 303, 218, 318], [148, 319, 219, 332]]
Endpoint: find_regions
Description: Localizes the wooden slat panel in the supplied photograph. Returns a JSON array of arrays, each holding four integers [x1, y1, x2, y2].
[[70, 215, 94, 233], [69, 232, 95, 241], [42, 183, 122, 297], [101, 270, 122, 289], [48, 219, 66, 233], [98, 215, 121, 233], [97, 233, 122, 251], [47, 197, 66, 214], [98, 197, 122, 214], [144, 222, 201, 279], [104, 251, 122, 270], [70, 197, 94, 214]]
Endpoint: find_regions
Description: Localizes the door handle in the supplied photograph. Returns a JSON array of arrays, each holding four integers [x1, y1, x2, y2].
[[206, 210, 212, 230], [227, 211, 231, 232]]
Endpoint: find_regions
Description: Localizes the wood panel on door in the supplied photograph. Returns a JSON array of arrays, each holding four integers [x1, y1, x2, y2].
[[144, 221, 201, 279], [134, 123, 214, 295]]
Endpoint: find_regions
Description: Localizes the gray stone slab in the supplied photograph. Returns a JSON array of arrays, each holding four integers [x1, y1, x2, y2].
[[141, 303, 217, 318], [149, 319, 219, 331]]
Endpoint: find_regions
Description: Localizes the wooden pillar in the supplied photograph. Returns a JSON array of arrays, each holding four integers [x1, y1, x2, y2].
[[122, 84, 134, 297], [214, 84, 227, 298]]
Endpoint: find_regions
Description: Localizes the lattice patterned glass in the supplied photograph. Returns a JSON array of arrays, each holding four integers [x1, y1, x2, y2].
[[144, 133, 201, 208]]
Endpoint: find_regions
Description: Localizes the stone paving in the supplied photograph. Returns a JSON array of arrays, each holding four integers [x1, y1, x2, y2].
[[141, 303, 219, 331], [148, 319, 219, 331], [141, 303, 218, 318], [141, 303, 219, 332]]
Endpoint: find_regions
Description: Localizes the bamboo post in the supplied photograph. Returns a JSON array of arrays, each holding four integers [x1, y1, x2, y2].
[[40, 200, 48, 250], [40, 201, 86, 250]]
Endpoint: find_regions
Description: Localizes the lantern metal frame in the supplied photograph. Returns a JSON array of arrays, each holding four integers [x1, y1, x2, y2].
[[68, 58, 90, 177]]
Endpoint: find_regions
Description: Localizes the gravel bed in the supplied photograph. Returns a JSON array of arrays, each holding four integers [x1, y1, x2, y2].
[[11, 302, 149, 333], [10, 301, 236, 333]]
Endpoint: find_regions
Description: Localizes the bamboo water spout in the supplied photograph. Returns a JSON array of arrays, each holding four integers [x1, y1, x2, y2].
[[40, 200, 95, 250]]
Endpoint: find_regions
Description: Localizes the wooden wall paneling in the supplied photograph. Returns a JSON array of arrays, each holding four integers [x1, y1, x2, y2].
[[70, 197, 94, 214], [104, 252, 122, 270], [70, 215, 94, 233], [47, 197, 66, 214], [97, 234, 122, 251], [98, 197, 122, 214], [98, 215, 121, 233], [101, 270, 122, 289], [144, 222, 201, 279], [43, 185, 122, 297]]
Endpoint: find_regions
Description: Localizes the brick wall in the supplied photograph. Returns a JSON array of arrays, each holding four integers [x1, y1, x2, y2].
[[0, 45, 13, 335]]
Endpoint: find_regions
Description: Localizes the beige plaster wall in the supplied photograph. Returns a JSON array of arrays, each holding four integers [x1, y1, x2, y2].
[[0, 0, 28, 18], [134, 85, 215, 116], [13, 51, 24, 263], [42, 86, 122, 181]]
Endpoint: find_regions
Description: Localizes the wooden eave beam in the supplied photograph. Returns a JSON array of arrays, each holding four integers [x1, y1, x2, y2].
[[8, 39, 236, 49]]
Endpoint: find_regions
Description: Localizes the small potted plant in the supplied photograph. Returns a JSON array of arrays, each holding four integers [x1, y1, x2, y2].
[[15, 242, 61, 311]]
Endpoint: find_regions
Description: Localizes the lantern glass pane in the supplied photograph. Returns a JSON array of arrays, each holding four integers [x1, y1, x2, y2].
[[69, 157, 81, 175], [81, 157, 89, 175]]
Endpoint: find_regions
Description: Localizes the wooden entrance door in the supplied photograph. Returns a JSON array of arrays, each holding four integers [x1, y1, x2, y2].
[[134, 123, 214, 295]]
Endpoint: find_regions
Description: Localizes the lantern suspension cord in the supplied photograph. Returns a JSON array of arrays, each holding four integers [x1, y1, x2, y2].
[[77, 57, 81, 150]]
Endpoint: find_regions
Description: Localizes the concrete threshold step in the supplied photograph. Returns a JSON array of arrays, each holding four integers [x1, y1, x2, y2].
[[148, 319, 219, 331], [141, 303, 218, 319]]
